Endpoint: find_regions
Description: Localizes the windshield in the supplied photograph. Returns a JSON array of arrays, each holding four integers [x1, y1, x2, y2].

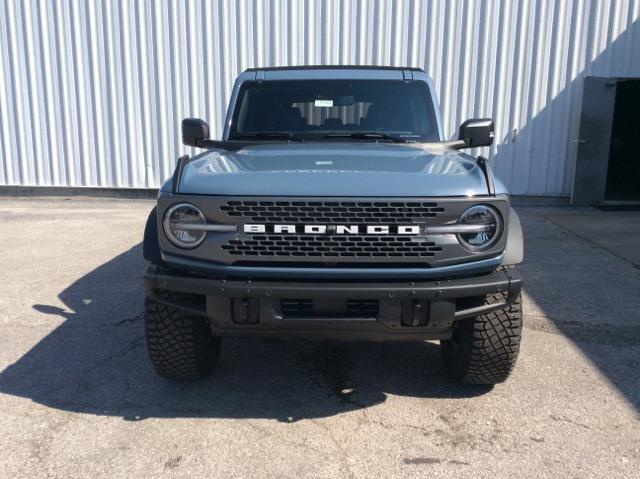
[[229, 80, 440, 141]]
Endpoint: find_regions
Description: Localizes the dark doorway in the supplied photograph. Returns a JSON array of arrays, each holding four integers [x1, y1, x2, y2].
[[606, 80, 640, 201]]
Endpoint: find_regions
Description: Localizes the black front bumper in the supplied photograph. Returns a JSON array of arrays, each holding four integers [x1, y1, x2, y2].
[[143, 267, 521, 341]]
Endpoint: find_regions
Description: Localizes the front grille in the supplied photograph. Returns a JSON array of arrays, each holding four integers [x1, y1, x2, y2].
[[222, 234, 442, 258], [220, 200, 444, 224], [162, 195, 508, 268]]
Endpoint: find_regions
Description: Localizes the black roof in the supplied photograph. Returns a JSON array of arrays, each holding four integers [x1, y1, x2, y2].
[[245, 65, 424, 72]]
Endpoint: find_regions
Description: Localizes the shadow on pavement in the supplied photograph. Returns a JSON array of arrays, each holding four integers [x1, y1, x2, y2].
[[0, 244, 490, 421]]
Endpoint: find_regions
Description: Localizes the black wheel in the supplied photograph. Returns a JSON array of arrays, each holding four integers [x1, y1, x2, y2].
[[144, 290, 221, 381], [441, 292, 522, 384]]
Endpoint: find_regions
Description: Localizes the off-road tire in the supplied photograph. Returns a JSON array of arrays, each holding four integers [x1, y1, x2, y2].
[[441, 292, 522, 384], [144, 290, 221, 381]]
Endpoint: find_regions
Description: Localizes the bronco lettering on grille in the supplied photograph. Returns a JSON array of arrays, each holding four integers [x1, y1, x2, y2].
[[243, 224, 421, 235]]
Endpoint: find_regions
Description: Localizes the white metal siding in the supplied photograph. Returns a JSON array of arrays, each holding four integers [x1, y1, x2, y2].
[[1, 0, 639, 194]]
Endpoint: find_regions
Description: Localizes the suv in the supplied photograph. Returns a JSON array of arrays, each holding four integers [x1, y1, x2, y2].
[[142, 66, 523, 384]]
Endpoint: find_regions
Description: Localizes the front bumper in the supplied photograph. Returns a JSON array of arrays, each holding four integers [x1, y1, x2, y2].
[[143, 267, 521, 341]]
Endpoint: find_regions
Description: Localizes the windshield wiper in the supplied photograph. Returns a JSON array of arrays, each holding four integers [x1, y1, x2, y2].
[[324, 132, 407, 143], [229, 132, 305, 142]]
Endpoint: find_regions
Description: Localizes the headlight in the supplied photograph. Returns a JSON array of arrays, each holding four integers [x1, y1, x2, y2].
[[163, 203, 207, 248], [456, 204, 502, 251]]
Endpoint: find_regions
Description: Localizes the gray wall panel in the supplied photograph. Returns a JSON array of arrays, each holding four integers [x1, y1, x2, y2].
[[1, 0, 639, 194]]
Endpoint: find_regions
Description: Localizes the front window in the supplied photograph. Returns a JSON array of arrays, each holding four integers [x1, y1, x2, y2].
[[229, 80, 440, 141]]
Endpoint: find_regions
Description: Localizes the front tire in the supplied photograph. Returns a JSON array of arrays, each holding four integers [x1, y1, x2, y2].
[[144, 291, 221, 381], [441, 292, 522, 384]]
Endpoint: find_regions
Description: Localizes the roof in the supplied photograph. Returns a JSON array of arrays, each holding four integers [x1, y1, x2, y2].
[[241, 66, 429, 82], [245, 65, 424, 72]]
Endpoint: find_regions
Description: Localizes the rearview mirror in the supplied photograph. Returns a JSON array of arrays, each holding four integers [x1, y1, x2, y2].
[[182, 118, 210, 147], [458, 119, 494, 147]]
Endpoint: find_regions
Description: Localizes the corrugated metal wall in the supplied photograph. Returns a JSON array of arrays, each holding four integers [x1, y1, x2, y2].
[[1, 0, 639, 195]]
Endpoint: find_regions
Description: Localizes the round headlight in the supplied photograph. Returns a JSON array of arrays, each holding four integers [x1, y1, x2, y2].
[[163, 203, 207, 248], [457, 204, 502, 251]]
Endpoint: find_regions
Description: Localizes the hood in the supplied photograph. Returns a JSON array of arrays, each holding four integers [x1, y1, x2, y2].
[[176, 143, 499, 197]]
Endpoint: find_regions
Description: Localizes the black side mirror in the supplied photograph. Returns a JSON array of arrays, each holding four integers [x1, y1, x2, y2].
[[458, 119, 494, 147], [182, 118, 210, 147]]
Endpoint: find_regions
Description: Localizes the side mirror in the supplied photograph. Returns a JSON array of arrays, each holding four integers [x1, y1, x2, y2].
[[458, 119, 494, 147], [182, 118, 210, 147]]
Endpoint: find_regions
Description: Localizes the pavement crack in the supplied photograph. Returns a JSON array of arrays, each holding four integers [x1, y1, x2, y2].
[[550, 414, 597, 430], [311, 419, 356, 479], [116, 312, 144, 326], [298, 343, 364, 408], [524, 316, 640, 345], [541, 214, 640, 270], [404, 457, 470, 466], [36, 335, 145, 402]]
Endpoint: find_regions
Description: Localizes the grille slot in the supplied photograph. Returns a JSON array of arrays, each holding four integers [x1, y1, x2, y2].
[[280, 299, 379, 318], [220, 200, 444, 224], [281, 299, 313, 316], [346, 300, 379, 316], [222, 234, 442, 258]]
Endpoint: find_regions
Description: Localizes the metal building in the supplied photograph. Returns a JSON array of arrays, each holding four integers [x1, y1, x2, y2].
[[1, 0, 639, 201]]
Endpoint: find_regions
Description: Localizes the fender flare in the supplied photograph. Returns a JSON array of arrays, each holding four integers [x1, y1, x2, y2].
[[143, 206, 164, 265], [502, 207, 524, 265]]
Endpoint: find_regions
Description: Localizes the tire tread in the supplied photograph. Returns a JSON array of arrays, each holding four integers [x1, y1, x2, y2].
[[144, 290, 220, 381], [442, 292, 522, 384]]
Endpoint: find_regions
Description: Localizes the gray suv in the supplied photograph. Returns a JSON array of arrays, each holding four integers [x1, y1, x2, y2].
[[142, 66, 523, 385]]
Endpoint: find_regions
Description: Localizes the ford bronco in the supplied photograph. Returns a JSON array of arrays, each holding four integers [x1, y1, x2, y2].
[[142, 66, 523, 384]]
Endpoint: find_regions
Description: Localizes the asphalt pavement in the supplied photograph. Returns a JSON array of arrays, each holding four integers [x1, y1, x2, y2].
[[0, 197, 638, 478]]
